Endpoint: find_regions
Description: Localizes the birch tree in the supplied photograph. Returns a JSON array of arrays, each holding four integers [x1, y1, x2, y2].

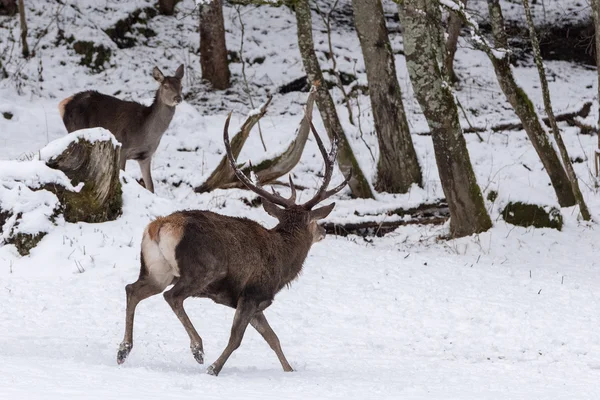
[[397, 0, 492, 237], [352, 0, 422, 194]]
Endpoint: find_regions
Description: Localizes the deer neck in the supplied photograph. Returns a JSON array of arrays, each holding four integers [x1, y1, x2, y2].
[[272, 225, 313, 282], [144, 92, 176, 140]]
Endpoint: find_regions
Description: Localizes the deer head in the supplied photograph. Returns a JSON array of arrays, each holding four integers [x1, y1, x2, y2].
[[223, 113, 351, 243], [153, 64, 184, 107]]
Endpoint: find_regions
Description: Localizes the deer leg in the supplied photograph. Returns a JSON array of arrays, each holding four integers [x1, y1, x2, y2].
[[117, 278, 163, 365], [138, 157, 154, 193], [250, 312, 294, 372], [207, 297, 257, 376], [163, 282, 205, 364]]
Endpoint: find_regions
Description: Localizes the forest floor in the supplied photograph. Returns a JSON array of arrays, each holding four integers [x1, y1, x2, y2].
[[0, 0, 599, 398]]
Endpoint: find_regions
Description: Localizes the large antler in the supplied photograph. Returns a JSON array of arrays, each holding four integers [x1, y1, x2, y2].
[[223, 112, 297, 208], [301, 122, 352, 209]]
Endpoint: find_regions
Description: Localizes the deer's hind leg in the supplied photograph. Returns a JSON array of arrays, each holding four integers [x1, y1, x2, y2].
[[117, 229, 177, 365]]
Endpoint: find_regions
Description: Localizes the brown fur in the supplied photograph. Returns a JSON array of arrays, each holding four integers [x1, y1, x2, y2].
[[147, 214, 186, 243], [58, 95, 74, 119]]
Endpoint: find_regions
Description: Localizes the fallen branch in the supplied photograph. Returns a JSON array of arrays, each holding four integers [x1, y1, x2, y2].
[[416, 102, 592, 135]]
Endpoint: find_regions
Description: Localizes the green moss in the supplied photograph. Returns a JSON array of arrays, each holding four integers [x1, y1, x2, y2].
[[2, 111, 12, 120], [487, 190, 498, 202], [73, 41, 112, 72], [502, 201, 563, 230]]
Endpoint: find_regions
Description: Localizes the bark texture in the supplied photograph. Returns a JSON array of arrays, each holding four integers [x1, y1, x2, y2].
[[444, 0, 467, 83], [522, 0, 590, 220], [352, 0, 422, 194], [295, 0, 373, 198], [158, 0, 179, 15], [18, 0, 28, 58], [46, 138, 122, 223], [398, 0, 492, 237], [486, 0, 575, 207], [592, 0, 600, 153], [199, 0, 230, 90]]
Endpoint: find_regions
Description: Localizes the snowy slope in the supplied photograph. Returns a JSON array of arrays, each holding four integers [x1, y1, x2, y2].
[[1, 0, 600, 398]]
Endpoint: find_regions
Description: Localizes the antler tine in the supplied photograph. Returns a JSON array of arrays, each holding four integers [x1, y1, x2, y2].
[[223, 112, 294, 208], [288, 175, 297, 202], [302, 121, 337, 208]]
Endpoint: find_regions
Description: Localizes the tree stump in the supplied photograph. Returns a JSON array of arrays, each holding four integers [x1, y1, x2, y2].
[[43, 128, 123, 223]]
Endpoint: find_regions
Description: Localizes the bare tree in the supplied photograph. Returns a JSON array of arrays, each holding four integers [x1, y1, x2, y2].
[[158, 0, 179, 15], [592, 0, 600, 172], [294, 0, 373, 198], [442, 0, 576, 207], [199, 0, 230, 90], [522, 0, 590, 220], [397, 0, 492, 237], [352, 0, 422, 194], [17, 0, 28, 58], [444, 0, 467, 84]]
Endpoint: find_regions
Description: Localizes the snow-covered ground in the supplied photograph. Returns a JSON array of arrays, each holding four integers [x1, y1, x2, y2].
[[1, 0, 599, 398]]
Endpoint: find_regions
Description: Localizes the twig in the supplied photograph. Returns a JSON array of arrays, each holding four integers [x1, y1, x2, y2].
[[315, 0, 354, 125], [455, 96, 484, 142], [235, 5, 267, 152]]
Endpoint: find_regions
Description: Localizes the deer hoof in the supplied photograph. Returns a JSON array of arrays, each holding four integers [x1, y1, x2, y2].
[[206, 364, 219, 376], [117, 342, 132, 365], [191, 345, 204, 364]]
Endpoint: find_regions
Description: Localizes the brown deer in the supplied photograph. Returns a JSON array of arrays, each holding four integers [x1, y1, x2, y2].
[[58, 64, 184, 193], [116, 113, 350, 376]]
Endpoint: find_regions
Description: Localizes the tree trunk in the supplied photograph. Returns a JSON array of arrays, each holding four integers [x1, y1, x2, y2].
[[522, 0, 590, 220], [199, 0, 230, 90], [398, 0, 492, 237], [592, 0, 600, 160], [158, 0, 179, 15], [486, 0, 575, 207], [444, 0, 467, 84], [0, 0, 17, 16], [17, 0, 28, 58], [351, 0, 422, 194], [294, 0, 373, 199]]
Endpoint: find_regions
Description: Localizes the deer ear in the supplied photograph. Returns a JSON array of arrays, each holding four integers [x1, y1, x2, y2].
[[175, 64, 184, 79], [310, 203, 335, 221], [262, 199, 284, 219], [153, 66, 165, 83]]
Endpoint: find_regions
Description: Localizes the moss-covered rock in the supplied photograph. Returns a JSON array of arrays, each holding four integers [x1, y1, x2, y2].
[[501, 201, 563, 230], [73, 41, 112, 72]]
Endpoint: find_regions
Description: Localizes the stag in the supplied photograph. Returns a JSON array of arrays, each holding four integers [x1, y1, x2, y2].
[[116, 112, 350, 376], [59, 64, 184, 193]]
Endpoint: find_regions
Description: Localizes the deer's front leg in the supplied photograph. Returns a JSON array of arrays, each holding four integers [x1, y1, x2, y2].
[[119, 148, 127, 170], [138, 157, 154, 193], [207, 297, 257, 376]]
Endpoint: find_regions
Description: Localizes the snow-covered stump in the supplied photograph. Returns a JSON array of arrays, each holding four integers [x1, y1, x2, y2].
[[43, 129, 123, 223], [0, 128, 122, 256]]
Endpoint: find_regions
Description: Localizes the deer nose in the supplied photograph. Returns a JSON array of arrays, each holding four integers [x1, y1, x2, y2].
[[174, 95, 182, 104]]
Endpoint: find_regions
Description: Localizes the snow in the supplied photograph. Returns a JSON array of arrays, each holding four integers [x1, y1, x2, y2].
[[1, 0, 600, 398], [39, 128, 121, 162]]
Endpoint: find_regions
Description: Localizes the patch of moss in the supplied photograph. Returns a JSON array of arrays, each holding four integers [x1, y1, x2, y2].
[[104, 7, 158, 49], [73, 41, 112, 72], [487, 190, 498, 202], [502, 201, 563, 230], [2, 111, 12, 120]]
